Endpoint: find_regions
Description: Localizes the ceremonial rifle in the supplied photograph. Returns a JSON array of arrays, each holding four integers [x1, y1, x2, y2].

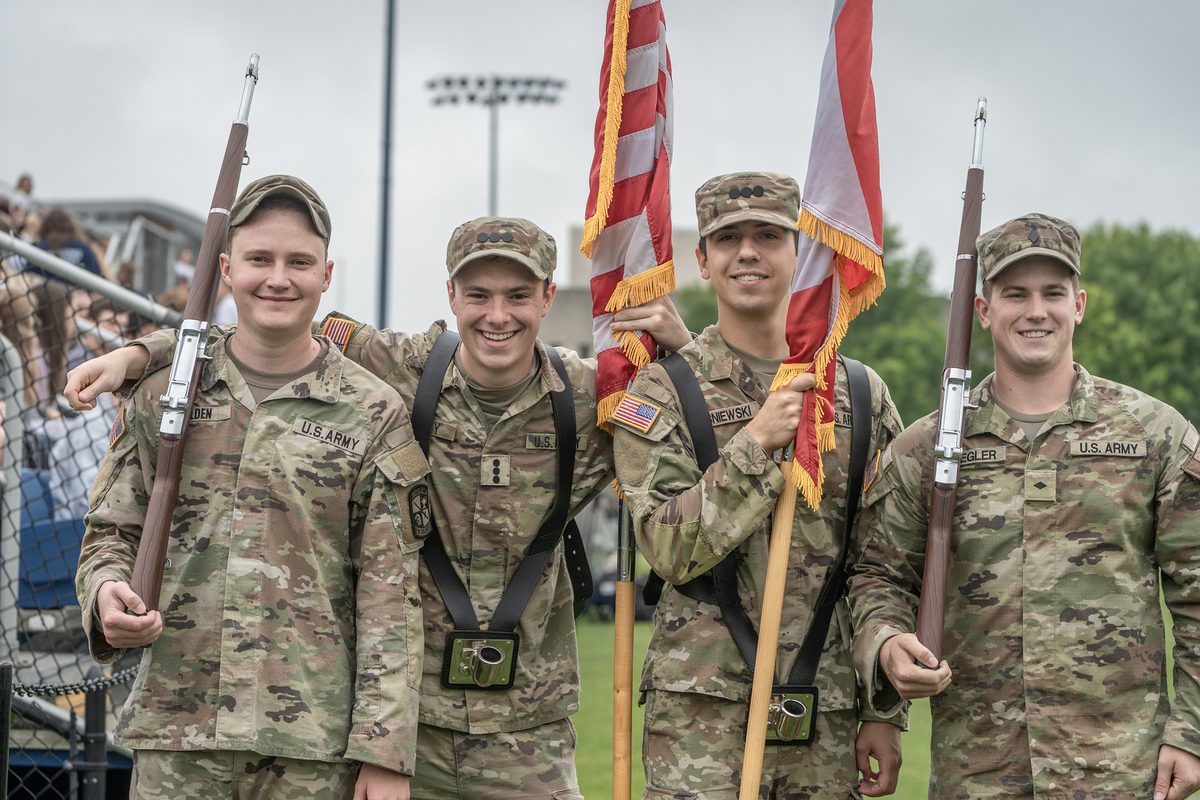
[[915, 98, 988, 658], [130, 55, 260, 612]]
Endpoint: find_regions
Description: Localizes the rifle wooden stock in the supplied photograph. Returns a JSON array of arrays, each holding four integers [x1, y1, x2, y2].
[[915, 132, 986, 659], [129, 57, 258, 612]]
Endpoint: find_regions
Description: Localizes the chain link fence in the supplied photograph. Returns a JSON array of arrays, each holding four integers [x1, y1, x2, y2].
[[2, 231, 180, 799]]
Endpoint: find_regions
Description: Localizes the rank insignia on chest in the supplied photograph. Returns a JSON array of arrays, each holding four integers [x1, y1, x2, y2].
[[611, 395, 661, 433], [481, 455, 511, 486], [108, 403, 128, 448]]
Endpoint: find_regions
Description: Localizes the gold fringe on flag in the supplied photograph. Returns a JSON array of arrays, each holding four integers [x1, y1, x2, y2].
[[604, 260, 676, 313], [610, 478, 627, 501], [604, 259, 675, 369], [797, 209, 884, 277], [795, 454, 825, 511], [581, 0, 632, 258], [596, 389, 624, 436]]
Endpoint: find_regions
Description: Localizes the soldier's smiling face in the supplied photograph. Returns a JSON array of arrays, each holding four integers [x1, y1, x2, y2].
[[698, 220, 796, 322], [976, 256, 1085, 381], [221, 207, 333, 348], [447, 256, 556, 388]]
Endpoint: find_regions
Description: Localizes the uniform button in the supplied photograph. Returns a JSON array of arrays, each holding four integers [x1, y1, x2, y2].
[[489, 232, 502, 242], [501, 232, 513, 242], [727, 188, 740, 199], [740, 186, 753, 198], [752, 185, 764, 197], [476, 233, 489, 242]]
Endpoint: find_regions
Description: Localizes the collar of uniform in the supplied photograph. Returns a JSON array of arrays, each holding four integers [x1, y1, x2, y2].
[[689, 325, 740, 383], [689, 326, 774, 403], [202, 333, 345, 404], [967, 363, 1096, 438]]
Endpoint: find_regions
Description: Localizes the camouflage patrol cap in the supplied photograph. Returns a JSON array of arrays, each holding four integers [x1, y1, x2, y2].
[[695, 172, 800, 238], [446, 216, 556, 280], [228, 175, 331, 240], [977, 213, 1081, 281]]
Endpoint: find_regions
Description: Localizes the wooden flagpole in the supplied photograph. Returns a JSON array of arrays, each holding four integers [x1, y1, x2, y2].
[[738, 460, 797, 799]]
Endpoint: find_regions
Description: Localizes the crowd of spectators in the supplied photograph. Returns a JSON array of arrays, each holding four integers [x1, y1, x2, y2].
[[0, 172, 201, 523]]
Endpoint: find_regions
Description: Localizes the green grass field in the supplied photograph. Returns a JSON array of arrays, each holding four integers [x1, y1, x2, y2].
[[574, 616, 932, 799]]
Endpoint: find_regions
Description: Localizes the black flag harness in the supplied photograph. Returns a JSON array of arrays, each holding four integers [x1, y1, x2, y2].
[[412, 332, 591, 691]]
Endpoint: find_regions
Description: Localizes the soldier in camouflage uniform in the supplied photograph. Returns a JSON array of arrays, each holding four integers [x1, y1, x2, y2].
[[68, 216, 691, 799], [612, 172, 906, 799], [849, 213, 1200, 799], [75, 176, 430, 800]]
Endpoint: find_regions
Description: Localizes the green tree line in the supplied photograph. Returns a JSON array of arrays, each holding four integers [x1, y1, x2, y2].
[[674, 221, 1200, 428]]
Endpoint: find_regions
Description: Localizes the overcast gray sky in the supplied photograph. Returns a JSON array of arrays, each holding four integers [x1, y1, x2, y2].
[[4, 1, 1198, 329]]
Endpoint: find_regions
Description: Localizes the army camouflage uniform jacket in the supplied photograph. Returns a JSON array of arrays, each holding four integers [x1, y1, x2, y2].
[[334, 319, 613, 734], [77, 334, 430, 774], [612, 326, 904, 719], [850, 366, 1200, 799], [129, 319, 612, 734]]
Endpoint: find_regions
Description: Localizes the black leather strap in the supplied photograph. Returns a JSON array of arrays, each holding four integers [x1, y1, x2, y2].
[[644, 355, 874, 681], [413, 333, 588, 632], [785, 356, 872, 686]]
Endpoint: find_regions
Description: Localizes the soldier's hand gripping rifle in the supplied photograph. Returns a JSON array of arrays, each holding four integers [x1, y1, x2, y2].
[[915, 98, 987, 659], [130, 55, 260, 613]]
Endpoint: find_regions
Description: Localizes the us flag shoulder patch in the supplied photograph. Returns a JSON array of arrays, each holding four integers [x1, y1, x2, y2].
[[321, 317, 357, 353], [109, 403, 128, 449], [611, 395, 661, 433], [863, 449, 882, 493]]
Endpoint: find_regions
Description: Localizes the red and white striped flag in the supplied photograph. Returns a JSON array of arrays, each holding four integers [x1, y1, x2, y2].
[[772, 0, 885, 509], [582, 0, 673, 429]]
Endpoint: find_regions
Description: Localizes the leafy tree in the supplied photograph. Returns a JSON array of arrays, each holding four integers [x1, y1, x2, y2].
[[1073, 222, 1200, 422], [841, 224, 950, 427], [674, 280, 718, 334]]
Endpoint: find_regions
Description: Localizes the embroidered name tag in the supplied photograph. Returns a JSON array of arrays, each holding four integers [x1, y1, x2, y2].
[[708, 402, 759, 427], [526, 434, 588, 450], [961, 446, 1006, 467], [834, 410, 852, 428], [1025, 469, 1056, 502], [481, 455, 511, 486], [1070, 440, 1147, 458], [293, 418, 367, 455], [189, 404, 232, 423]]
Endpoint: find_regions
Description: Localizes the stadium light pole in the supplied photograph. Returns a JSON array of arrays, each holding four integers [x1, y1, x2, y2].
[[427, 75, 566, 216]]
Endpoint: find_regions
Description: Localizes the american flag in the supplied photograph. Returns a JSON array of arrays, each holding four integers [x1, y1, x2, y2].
[[582, 0, 673, 431], [772, 0, 885, 509], [610, 394, 660, 434]]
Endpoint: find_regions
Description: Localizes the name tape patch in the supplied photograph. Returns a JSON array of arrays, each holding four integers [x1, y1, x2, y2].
[[1070, 440, 1147, 458], [961, 446, 1007, 467], [293, 418, 367, 455], [611, 395, 661, 433], [190, 404, 232, 423], [834, 410, 853, 428], [709, 402, 759, 427], [526, 434, 589, 450]]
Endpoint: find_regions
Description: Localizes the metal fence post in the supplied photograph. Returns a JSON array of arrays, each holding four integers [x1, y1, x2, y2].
[[81, 672, 108, 800], [2, 661, 12, 799]]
